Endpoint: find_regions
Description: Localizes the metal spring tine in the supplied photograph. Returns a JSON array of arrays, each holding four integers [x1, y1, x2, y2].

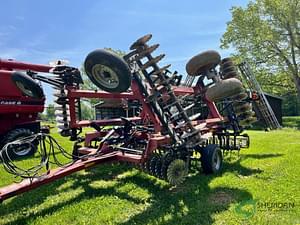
[[178, 94, 191, 101], [170, 111, 183, 119], [162, 72, 178, 85], [163, 101, 179, 109], [170, 103, 195, 119], [189, 113, 201, 121], [134, 44, 160, 61], [140, 54, 165, 71], [183, 103, 195, 111], [181, 129, 200, 139], [150, 64, 171, 75], [175, 122, 188, 129]]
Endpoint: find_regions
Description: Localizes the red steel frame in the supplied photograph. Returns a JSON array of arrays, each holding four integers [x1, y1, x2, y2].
[[0, 59, 224, 202]]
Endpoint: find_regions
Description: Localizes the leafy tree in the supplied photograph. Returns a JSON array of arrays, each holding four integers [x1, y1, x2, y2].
[[80, 101, 94, 120], [221, 0, 300, 103], [46, 104, 55, 121]]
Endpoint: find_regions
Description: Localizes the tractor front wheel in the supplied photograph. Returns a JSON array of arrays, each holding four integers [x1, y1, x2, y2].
[[1, 128, 37, 159]]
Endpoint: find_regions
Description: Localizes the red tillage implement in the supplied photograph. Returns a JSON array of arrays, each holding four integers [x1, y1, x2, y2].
[[0, 34, 254, 202]]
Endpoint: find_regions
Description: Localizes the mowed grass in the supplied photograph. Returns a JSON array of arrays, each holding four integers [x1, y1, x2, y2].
[[0, 127, 299, 225]]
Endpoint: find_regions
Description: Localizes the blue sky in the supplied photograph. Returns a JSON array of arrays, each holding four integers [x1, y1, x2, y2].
[[0, 0, 249, 105]]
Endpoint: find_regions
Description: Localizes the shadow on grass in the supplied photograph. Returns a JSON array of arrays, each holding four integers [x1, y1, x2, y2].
[[221, 153, 283, 178], [242, 153, 283, 160], [0, 154, 268, 225]]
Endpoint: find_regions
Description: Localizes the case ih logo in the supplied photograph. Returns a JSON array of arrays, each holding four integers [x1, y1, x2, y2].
[[0, 100, 21, 105]]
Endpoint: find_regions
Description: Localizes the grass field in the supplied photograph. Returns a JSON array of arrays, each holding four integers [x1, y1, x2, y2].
[[0, 127, 299, 225]]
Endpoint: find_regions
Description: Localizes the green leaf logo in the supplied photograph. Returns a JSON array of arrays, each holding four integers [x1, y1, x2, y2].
[[235, 199, 257, 219]]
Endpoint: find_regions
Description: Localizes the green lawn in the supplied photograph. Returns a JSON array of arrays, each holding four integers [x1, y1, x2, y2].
[[0, 128, 299, 225]]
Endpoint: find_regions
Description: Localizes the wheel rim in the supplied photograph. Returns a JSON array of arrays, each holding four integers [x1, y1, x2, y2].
[[212, 150, 221, 171], [15, 81, 34, 97], [91, 64, 119, 89], [11, 143, 33, 156]]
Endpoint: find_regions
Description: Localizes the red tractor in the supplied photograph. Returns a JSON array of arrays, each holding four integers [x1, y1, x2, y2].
[[0, 60, 45, 158]]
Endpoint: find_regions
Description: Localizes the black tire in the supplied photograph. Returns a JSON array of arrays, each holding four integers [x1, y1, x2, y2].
[[220, 58, 239, 79], [200, 144, 223, 174], [205, 78, 244, 102], [11, 72, 44, 99], [186, 50, 221, 76], [234, 102, 252, 114], [231, 92, 248, 101], [1, 128, 37, 159], [84, 49, 132, 93]]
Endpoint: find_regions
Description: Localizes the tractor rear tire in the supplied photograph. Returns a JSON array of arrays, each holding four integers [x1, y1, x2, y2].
[[84, 49, 131, 93], [186, 50, 221, 76], [1, 128, 37, 159], [11, 72, 44, 99], [200, 144, 223, 174]]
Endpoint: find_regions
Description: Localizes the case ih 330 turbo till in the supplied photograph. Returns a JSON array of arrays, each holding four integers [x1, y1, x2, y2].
[[0, 34, 256, 202]]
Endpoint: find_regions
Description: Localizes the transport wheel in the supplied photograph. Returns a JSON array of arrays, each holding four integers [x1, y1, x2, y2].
[[11, 72, 44, 99], [167, 159, 188, 186], [200, 144, 223, 174], [84, 49, 132, 93], [238, 111, 256, 120], [231, 91, 248, 101], [205, 78, 244, 102], [220, 58, 239, 79], [234, 102, 252, 115], [186, 50, 221, 76], [1, 128, 37, 159]]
